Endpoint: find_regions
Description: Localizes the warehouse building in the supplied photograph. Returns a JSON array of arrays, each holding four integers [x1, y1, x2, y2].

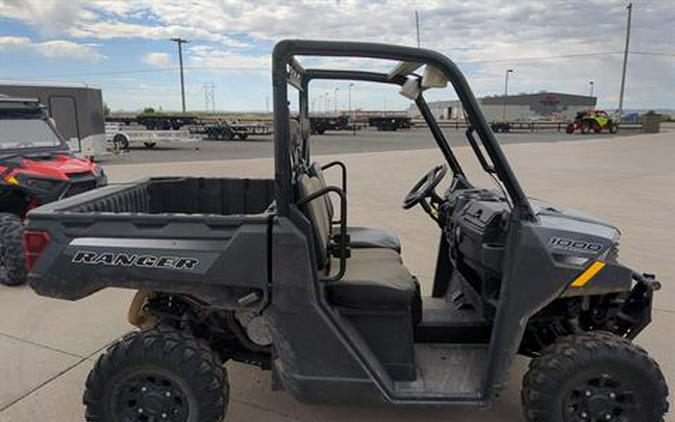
[[410, 92, 597, 121]]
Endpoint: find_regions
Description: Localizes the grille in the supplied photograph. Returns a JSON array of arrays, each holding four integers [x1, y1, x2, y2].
[[64, 172, 97, 197]]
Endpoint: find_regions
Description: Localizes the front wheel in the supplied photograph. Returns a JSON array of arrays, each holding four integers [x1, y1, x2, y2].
[[581, 122, 591, 134], [522, 332, 669, 422], [84, 328, 229, 422], [0, 213, 26, 286]]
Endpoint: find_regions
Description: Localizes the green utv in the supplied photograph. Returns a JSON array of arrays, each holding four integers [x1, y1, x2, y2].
[[25, 40, 668, 422], [566, 110, 619, 134]]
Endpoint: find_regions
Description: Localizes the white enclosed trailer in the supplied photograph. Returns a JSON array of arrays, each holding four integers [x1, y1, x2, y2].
[[0, 82, 107, 159]]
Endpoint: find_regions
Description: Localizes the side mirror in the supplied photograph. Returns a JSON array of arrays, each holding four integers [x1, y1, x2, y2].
[[399, 78, 421, 100], [421, 65, 448, 88]]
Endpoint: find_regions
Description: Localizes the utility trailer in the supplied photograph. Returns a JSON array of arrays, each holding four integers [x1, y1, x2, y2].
[[25, 40, 668, 422], [309, 115, 349, 134], [199, 122, 273, 140], [368, 115, 412, 131], [0, 82, 107, 159], [107, 114, 200, 131], [105, 122, 200, 150]]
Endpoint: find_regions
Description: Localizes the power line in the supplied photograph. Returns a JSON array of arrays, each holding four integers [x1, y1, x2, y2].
[[2, 50, 671, 81], [462, 51, 623, 64]]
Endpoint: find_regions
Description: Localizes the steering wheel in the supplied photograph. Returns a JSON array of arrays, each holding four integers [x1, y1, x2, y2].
[[402, 164, 448, 211]]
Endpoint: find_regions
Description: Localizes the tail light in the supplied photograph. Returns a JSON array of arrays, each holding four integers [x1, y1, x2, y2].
[[23, 230, 51, 271]]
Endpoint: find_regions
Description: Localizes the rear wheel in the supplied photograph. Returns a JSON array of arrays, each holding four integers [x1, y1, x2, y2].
[[84, 328, 229, 422], [522, 332, 669, 422], [580, 121, 591, 134], [222, 129, 234, 141], [0, 213, 26, 286], [565, 123, 576, 134], [237, 133, 248, 140]]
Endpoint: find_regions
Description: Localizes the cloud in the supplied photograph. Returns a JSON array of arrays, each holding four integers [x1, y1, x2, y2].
[[0, 0, 672, 109], [187, 45, 269, 71], [143, 51, 170, 68], [0, 0, 92, 34], [69, 20, 247, 47], [0, 36, 106, 61]]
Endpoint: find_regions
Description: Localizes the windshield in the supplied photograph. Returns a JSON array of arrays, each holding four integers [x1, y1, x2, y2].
[[0, 119, 64, 150]]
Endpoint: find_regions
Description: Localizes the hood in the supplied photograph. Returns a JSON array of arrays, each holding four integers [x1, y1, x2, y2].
[[529, 198, 621, 261], [17, 154, 99, 180]]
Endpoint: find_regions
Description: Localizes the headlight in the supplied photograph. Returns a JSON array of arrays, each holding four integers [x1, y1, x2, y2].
[[23, 177, 59, 191]]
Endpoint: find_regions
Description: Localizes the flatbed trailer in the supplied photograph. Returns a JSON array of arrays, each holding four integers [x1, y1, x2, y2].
[[368, 116, 412, 131], [309, 115, 349, 134], [195, 123, 273, 140], [107, 114, 200, 131], [105, 122, 199, 150]]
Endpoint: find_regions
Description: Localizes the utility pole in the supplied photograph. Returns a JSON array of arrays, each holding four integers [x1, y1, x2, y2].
[[502, 69, 514, 120], [618, 2, 632, 117], [324, 92, 330, 114], [334, 88, 339, 113], [170, 38, 189, 112], [414, 10, 421, 48]]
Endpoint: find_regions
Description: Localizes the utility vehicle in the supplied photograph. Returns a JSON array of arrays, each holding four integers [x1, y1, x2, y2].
[[25, 41, 667, 422], [566, 110, 618, 134], [0, 96, 106, 286]]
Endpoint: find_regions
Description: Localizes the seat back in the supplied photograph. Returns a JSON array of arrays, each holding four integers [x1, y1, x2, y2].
[[308, 162, 335, 221], [297, 173, 332, 268]]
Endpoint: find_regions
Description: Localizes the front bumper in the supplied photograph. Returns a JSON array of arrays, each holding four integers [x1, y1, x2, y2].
[[622, 272, 661, 339]]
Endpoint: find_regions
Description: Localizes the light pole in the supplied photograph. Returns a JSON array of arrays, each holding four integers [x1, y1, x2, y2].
[[334, 88, 339, 113], [348, 83, 354, 135], [589, 81, 594, 108], [324, 92, 330, 114], [502, 69, 513, 120], [618, 2, 633, 117], [170, 37, 189, 112]]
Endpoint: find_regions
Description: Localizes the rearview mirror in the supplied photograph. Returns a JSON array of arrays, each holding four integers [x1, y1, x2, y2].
[[421, 65, 448, 88]]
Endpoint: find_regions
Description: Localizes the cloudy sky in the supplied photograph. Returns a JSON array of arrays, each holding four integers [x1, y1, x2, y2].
[[0, 0, 672, 112]]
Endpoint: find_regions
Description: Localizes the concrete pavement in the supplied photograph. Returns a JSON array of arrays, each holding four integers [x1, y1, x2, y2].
[[1, 131, 673, 421]]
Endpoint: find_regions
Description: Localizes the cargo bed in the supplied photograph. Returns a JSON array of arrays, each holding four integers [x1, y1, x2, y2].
[[25, 177, 276, 309]]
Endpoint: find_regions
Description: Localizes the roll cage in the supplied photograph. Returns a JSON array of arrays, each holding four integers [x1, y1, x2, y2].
[[272, 39, 535, 220]]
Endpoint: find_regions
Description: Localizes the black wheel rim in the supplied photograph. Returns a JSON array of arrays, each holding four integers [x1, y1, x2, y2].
[[563, 373, 638, 422], [112, 371, 190, 422]]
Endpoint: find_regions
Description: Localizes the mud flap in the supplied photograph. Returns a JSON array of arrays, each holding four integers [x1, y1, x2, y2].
[[127, 290, 158, 329]]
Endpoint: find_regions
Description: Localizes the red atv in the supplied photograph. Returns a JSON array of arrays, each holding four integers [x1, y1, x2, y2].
[[0, 96, 106, 285]]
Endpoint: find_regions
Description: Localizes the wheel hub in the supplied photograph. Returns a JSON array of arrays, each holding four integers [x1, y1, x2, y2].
[[114, 373, 188, 421], [564, 374, 636, 421]]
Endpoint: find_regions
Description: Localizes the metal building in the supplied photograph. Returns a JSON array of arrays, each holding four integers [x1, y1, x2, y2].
[[411, 92, 597, 121]]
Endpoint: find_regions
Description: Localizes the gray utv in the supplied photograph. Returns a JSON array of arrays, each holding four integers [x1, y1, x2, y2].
[[25, 40, 668, 422]]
